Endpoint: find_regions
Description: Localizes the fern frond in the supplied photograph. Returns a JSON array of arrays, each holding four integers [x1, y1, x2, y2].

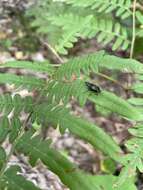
[[27, 0, 131, 54], [116, 124, 143, 186], [131, 74, 143, 94], [131, 83, 143, 94], [50, 14, 130, 54], [63, 0, 132, 19], [0, 60, 55, 75], [0, 73, 46, 90], [46, 79, 143, 121], [0, 94, 33, 115], [101, 54, 143, 73], [136, 12, 143, 37], [89, 91, 143, 121], [0, 166, 40, 190], [0, 147, 6, 170], [49, 14, 93, 54], [0, 117, 10, 143], [128, 98, 143, 106], [15, 130, 136, 190], [0, 94, 33, 143], [47, 79, 89, 105], [55, 51, 143, 80], [91, 18, 129, 50], [32, 103, 122, 161], [9, 118, 21, 143], [55, 51, 104, 79]]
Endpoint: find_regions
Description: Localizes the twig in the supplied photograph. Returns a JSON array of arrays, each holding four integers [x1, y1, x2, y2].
[[40, 40, 64, 64], [130, 0, 137, 58], [96, 72, 128, 90]]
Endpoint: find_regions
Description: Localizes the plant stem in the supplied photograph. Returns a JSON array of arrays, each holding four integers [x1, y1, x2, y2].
[[130, 0, 137, 58], [97, 72, 128, 90], [40, 39, 64, 64]]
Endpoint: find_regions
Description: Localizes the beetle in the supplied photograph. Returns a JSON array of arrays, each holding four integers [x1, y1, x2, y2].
[[85, 81, 101, 94]]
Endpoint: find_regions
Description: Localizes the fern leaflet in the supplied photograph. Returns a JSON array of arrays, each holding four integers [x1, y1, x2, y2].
[[0, 73, 46, 90], [63, 0, 132, 19]]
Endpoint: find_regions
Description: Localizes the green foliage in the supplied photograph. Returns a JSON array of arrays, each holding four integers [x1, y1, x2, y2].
[[64, 0, 132, 19], [46, 79, 143, 121], [0, 147, 6, 170], [49, 13, 129, 54], [89, 91, 143, 121], [27, 0, 133, 54], [116, 76, 143, 186], [1, 47, 143, 189], [0, 73, 46, 90], [0, 117, 9, 143], [15, 130, 136, 190], [0, 166, 40, 190], [32, 103, 122, 161], [55, 51, 143, 80], [47, 79, 89, 105], [16, 130, 99, 190], [128, 98, 143, 106], [55, 51, 104, 79], [0, 94, 33, 115], [1, 1, 143, 189], [0, 60, 55, 74]]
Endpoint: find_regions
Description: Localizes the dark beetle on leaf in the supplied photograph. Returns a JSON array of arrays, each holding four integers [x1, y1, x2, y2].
[[85, 81, 101, 94]]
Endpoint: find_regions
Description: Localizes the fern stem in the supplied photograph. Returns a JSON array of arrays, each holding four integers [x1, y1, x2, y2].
[[130, 0, 137, 58], [40, 40, 64, 64], [97, 72, 128, 90]]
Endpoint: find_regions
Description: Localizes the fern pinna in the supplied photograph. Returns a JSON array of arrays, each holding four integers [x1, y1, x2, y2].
[[27, 0, 135, 54], [0, 49, 143, 189]]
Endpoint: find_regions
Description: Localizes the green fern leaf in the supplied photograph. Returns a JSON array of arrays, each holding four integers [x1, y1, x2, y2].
[[47, 79, 89, 105], [9, 118, 21, 143], [46, 79, 143, 121], [0, 94, 33, 115], [101, 55, 143, 73], [131, 83, 143, 94], [0, 166, 40, 190], [0, 73, 46, 90], [64, 0, 132, 19], [0, 117, 9, 143], [0, 147, 6, 170], [89, 91, 143, 121], [128, 125, 143, 138], [50, 14, 130, 54], [16, 130, 98, 190], [16, 130, 136, 190], [117, 123, 143, 186], [55, 52, 143, 80], [0, 117, 21, 145], [32, 104, 122, 161], [49, 14, 93, 54], [0, 60, 55, 75], [128, 98, 143, 106], [117, 138, 143, 186], [55, 51, 104, 79], [27, 0, 131, 54]]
